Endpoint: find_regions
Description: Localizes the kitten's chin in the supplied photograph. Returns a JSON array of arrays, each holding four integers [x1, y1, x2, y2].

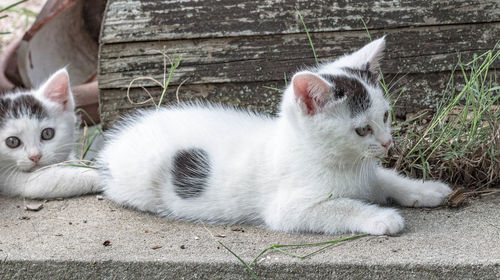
[[18, 163, 41, 173], [380, 150, 389, 158], [364, 150, 388, 160]]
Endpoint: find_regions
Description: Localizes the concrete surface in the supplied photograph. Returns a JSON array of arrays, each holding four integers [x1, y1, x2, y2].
[[1, 194, 499, 279]]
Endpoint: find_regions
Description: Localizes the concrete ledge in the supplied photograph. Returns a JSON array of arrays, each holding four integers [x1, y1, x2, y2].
[[1, 195, 499, 279]]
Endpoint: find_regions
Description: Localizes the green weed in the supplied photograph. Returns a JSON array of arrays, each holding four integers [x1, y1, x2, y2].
[[126, 46, 183, 109], [219, 234, 367, 280], [387, 48, 499, 191]]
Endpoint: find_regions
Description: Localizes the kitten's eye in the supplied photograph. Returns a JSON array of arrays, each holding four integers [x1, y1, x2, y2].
[[383, 111, 389, 123], [333, 87, 345, 99], [5, 136, 21, 149], [41, 128, 55, 140], [355, 125, 372, 137]]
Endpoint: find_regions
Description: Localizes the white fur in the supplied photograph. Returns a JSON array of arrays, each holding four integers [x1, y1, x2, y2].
[[98, 38, 452, 235], [0, 69, 99, 198]]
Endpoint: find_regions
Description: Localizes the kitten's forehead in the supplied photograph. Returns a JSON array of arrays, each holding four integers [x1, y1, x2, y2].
[[319, 66, 388, 117], [0, 94, 48, 127], [342, 66, 378, 87], [319, 73, 371, 117]]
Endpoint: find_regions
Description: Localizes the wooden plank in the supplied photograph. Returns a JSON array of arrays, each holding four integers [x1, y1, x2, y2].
[[99, 72, 468, 128], [101, 0, 500, 43], [99, 81, 283, 128], [98, 23, 500, 89]]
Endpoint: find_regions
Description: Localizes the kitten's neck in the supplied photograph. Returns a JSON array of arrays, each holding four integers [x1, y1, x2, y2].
[[271, 118, 373, 175]]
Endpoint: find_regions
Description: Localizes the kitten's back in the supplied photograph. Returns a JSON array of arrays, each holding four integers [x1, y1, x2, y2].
[[99, 105, 275, 218]]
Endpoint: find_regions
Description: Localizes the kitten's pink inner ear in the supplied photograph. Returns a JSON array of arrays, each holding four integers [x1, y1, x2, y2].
[[44, 73, 70, 110], [293, 73, 330, 115]]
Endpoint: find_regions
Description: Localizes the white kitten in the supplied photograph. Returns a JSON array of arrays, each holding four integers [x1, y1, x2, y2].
[[0, 69, 99, 198], [98, 38, 452, 235]]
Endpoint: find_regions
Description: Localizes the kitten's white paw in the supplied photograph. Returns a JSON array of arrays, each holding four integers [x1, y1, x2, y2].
[[407, 181, 452, 207], [424, 181, 453, 196], [361, 208, 404, 235]]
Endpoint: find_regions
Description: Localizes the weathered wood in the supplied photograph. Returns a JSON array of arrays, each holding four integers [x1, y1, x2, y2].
[[99, 81, 282, 128], [98, 0, 500, 128], [98, 23, 500, 89], [101, 0, 500, 43], [99, 72, 468, 128]]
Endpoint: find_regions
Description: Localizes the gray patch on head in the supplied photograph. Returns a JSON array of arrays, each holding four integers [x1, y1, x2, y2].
[[0, 98, 9, 126], [0, 94, 48, 127], [320, 74, 372, 116], [343, 66, 378, 86], [172, 148, 210, 199]]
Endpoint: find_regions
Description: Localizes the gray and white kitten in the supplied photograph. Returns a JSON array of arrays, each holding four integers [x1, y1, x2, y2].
[[98, 38, 452, 235], [0, 69, 99, 198]]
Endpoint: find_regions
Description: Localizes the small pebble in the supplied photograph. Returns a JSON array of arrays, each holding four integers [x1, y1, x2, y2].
[[25, 203, 43, 211]]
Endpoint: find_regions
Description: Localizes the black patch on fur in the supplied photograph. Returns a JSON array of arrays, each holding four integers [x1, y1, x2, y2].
[[0, 98, 9, 126], [172, 148, 210, 199], [343, 66, 378, 86], [320, 74, 372, 116], [0, 95, 48, 127]]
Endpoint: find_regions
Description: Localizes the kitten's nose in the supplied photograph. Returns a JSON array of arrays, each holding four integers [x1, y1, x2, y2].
[[29, 154, 42, 163], [382, 139, 392, 149]]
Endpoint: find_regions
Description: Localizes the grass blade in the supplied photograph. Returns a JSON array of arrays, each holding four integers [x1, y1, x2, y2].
[[250, 234, 367, 265], [218, 241, 260, 280], [0, 0, 27, 13], [297, 10, 318, 65]]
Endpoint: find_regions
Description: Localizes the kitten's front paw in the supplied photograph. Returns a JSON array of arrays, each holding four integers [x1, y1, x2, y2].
[[409, 181, 452, 207], [361, 208, 404, 235], [424, 181, 453, 196]]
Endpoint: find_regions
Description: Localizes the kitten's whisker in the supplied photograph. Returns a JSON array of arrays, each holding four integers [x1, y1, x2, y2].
[[1, 164, 15, 175], [0, 163, 16, 173], [386, 72, 402, 89], [387, 73, 408, 93], [5, 165, 20, 182], [2, 164, 20, 179], [369, 119, 385, 132], [388, 85, 407, 99]]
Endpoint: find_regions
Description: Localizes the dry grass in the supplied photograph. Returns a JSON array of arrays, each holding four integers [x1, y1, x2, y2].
[[385, 49, 500, 194]]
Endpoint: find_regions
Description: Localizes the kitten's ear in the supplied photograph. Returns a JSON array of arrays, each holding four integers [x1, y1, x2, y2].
[[292, 71, 331, 115], [351, 36, 386, 73], [40, 68, 74, 111]]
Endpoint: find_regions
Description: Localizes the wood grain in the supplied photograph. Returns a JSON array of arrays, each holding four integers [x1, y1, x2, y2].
[[98, 0, 500, 128], [99, 23, 500, 89], [101, 0, 500, 43], [99, 72, 470, 129]]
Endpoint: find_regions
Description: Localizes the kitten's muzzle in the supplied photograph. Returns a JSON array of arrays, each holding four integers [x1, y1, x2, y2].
[[29, 154, 42, 164], [381, 139, 392, 149]]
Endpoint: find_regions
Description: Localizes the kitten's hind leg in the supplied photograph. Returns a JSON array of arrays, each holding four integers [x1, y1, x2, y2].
[[264, 197, 404, 235], [6, 166, 101, 199], [374, 167, 452, 207]]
